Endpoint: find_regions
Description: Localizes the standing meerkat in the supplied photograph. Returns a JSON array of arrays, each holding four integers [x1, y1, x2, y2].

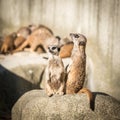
[[66, 33, 93, 104], [45, 44, 65, 97]]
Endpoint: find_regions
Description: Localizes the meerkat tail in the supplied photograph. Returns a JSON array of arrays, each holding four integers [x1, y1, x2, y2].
[[78, 88, 93, 101], [78, 88, 94, 110]]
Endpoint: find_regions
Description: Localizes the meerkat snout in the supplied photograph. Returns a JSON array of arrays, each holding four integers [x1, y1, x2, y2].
[[70, 33, 87, 45]]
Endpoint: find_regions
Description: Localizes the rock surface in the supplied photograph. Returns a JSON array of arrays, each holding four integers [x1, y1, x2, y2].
[[12, 90, 120, 120]]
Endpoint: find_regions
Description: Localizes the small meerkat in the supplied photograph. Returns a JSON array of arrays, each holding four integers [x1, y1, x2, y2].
[[1, 32, 17, 54], [66, 33, 93, 104], [45, 45, 65, 97]]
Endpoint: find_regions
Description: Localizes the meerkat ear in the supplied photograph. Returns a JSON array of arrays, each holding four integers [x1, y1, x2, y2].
[[55, 36, 61, 41], [48, 46, 50, 50], [12, 32, 17, 38], [58, 47, 61, 52], [70, 33, 75, 42], [69, 33, 73, 36]]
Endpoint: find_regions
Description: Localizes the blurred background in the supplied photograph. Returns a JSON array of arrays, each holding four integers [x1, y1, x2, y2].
[[0, 0, 120, 100]]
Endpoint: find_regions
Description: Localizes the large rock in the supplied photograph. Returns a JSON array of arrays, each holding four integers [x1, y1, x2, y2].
[[12, 90, 120, 120]]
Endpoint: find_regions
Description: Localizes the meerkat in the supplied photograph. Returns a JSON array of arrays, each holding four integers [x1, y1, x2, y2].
[[45, 44, 65, 97], [14, 26, 32, 48], [59, 42, 73, 58], [66, 33, 93, 104], [12, 25, 54, 53], [58, 36, 73, 58], [28, 24, 38, 32], [1, 32, 17, 54]]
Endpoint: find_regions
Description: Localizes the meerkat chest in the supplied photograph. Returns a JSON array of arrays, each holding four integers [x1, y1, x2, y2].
[[68, 56, 86, 78], [48, 58, 64, 79]]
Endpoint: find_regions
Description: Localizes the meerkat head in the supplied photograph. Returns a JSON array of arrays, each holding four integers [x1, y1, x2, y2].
[[70, 33, 87, 47], [28, 24, 37, 32], [11, 32, 17, 39], [48, 45, 61, 56]]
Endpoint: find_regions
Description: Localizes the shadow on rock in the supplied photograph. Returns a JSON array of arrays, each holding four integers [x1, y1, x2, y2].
[[0, 65, 41, 119]]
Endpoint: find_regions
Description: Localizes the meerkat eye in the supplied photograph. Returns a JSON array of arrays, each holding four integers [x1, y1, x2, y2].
[[51, 46, 56, 50], [79, 41, 85, 45], [74, 34, 79, 38]]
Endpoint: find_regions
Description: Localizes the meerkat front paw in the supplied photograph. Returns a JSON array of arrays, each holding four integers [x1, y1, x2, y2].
[[56, 91, 64, 95], [47, 92, 53, 97]]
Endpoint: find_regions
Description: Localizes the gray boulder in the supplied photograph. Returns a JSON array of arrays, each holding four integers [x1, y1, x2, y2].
[[12, 90, 120, 120]]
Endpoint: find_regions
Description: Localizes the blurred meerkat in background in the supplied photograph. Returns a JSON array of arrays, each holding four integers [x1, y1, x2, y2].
[[14, 26, 32, 48], [12, 25, 54, 53], [1, 32, 17, 54]]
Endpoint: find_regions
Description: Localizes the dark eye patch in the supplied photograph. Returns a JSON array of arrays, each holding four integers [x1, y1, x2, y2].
[[74, 34, 79, 38], [79, 41, 85, 46], [58, 47, 60, 52], [51, 46, 57, 50]]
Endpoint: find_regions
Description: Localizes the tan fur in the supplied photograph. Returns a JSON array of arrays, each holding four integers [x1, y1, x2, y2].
[[14, 26, 32, 48], [14, 36, 26, 48], [78, 88, 93, 101], [1, 32, 17, 53], [66, 33, 93, 103], [17, 26, 31, 38], [45, 45, 65, 97], [13, 25, 53, 53], [28, 24, 38, 32], [59, 42, 73, 58]]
